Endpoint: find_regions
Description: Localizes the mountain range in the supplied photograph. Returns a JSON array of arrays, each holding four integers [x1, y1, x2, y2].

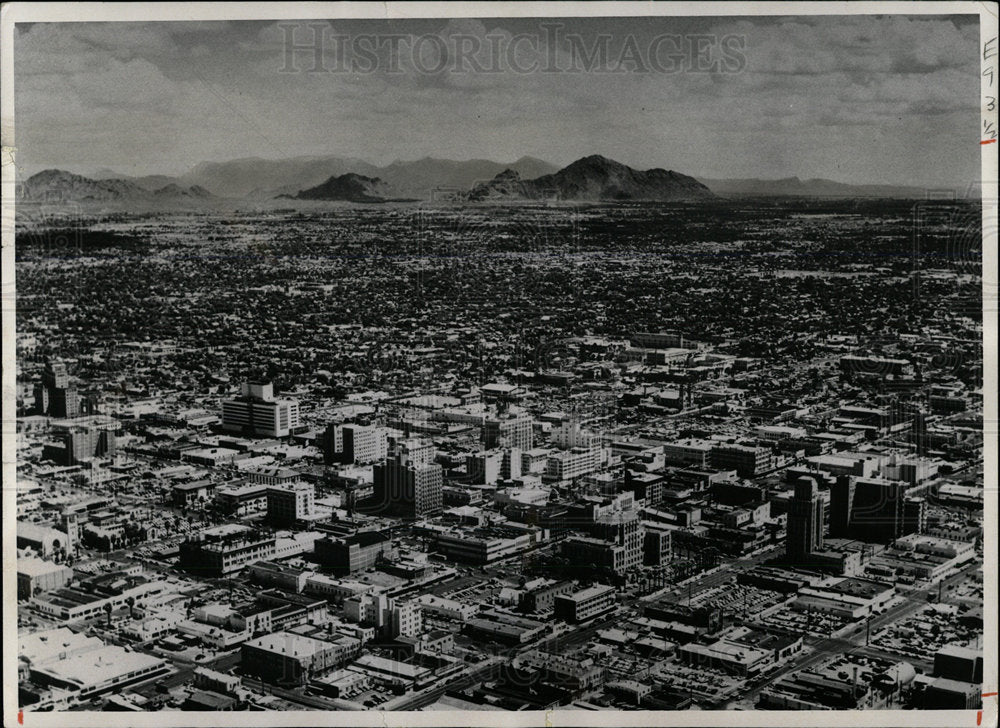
[[90, 155, 560, 199], [21, 154, 944, 206], [696, 176, 932, 198], [19, 169, 213, 204], [468, 156, 713, 202]]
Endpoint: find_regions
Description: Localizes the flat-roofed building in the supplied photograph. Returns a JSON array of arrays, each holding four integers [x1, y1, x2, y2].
[[545, 447, 604, 482], [793, 577, 894, 619], [266, 482, 315, 525], [934, 645, 983, 684], [214, 483, 269, 517], [249, 561, 309, 593], [370, 456, 443, 520], [710, 443, 776, 478], [221, 381, 300, 438], [179, 525, 277, 577], [484, 413, 533, 450], [18, 557, 73, 600], [29, 645, 169, 700], [554, 584, 616, 623], [315, 531, 394, 575], [519, 580, 575, 614], [869, 534, 976, 581], [241, 631, 361, 684], [662, 438, 713, 467]]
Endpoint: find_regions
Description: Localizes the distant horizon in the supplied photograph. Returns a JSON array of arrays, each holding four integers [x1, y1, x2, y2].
[[18, 151, 964, 192]]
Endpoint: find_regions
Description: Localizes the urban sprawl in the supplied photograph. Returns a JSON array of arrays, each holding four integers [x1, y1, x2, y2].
[[14, 200, 985, 712]]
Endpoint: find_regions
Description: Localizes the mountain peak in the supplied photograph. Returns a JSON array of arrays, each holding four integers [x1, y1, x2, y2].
[[466, 156, 713, 202], [21, 169, 214, 204], [294, 173, 391, 202]]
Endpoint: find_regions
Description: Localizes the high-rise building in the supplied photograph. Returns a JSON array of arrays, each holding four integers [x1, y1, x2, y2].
[[266, 483, 316, 525], [829, 475, 913, 544], [43, 418, 117, 466], [551, 420, 598, 450], [829, 475, 856, 538], [904, 497, 927, 537], [371, 455, 443, 519], [221, 381, 300, 437], [786, 478, 824, 562], [483, 413, 534, 450], [34, 361, 80, 418], [500, 447, 522, 480], [393, 438, 435, 466], [324, 423, 388, 466], [465, 451, 502, 485]]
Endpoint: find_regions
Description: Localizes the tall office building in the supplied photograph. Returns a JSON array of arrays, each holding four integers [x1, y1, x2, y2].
[[371, 449, 443, 519], [829, 475, 914, 544], [34, 360, 80, 418], [393, 437, 436, 466], [43, 418, 117, 466], [323, 423, 387, 466], [551, 420, 598, 450], [266, 483, 316, 526], [786, 478, 824, 562], [483, 413, 534, 450], [829, 475, 856, 538], [221, 381, 300, 438]]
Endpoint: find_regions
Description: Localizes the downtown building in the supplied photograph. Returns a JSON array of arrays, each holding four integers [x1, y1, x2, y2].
[[179, 525, 277, 577], [221, 381, 300, 438], [786, 479, 825, 563], [323, 423, 388, 466], [368, 440, 443, 519], [829, 475, 924, 544], [42, 417, 118, 466], [266, 482, 316, 526], [34, 361, 80, 418], [483, 412, 534, 450]]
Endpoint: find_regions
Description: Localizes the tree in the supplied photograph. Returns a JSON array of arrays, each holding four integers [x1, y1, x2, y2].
[[103, 602, 113, 627], [126, 596, 136, 619]]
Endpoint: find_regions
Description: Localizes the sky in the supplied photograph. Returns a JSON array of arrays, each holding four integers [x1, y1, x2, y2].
[[12, 14, 983, 187]]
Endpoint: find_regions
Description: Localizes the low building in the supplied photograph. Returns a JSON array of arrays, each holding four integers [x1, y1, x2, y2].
[[179, 525, 277, 577], [28, 645, 169, 700], [793, 577, 894, 620], [515, 649, 606, 692], [678, 626, 802, 678], [554, 584, 616, 623], [171, 480, 217, 508], [868, 534, 976, 581], [249, 561, 310, 593], [241, 631, 361, 684], [17, 557, 73, 600], [519, 580, 575, 614], [464, 610, 548, 645]]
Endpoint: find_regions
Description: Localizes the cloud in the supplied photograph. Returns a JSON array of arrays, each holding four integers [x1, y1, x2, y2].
[[10, 16, 982, 187]]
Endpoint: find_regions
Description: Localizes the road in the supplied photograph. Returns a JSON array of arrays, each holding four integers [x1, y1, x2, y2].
[[381, 656, 505, 711], [645, 543, 783, 604], [739, 561, 980, 705]]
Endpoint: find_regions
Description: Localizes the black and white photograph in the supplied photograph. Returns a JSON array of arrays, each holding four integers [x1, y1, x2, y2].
[[2, 2, 996, 726]]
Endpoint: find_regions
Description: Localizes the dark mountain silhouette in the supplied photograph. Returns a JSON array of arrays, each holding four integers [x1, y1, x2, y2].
[[20, 170, 215, 204], [469, 155, 714, 202], [292, 173, 393, 202]]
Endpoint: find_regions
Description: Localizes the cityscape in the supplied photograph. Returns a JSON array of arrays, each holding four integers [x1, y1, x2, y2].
[[6, 8, 994, 724]]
